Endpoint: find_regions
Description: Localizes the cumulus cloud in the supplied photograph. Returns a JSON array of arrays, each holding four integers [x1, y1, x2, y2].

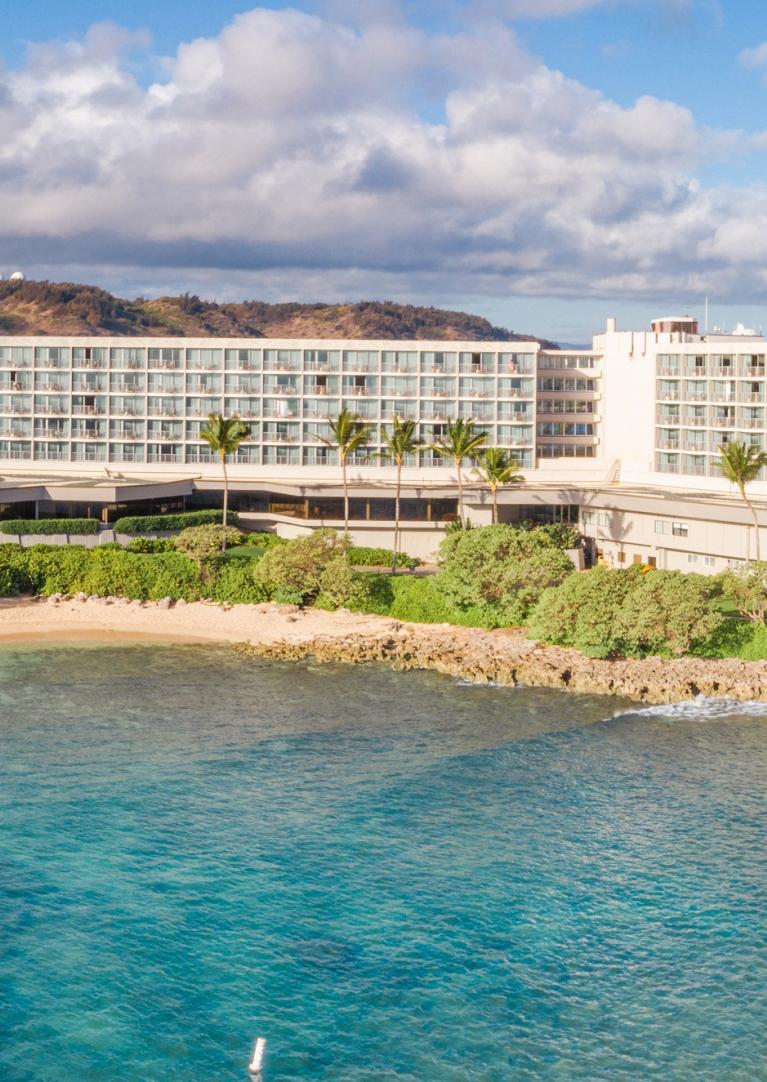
[[0, 7, 761, 307]]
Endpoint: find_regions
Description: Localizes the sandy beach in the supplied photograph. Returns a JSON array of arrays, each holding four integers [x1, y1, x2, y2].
[[4, 594, 767, 704], [0, 595, 393, 646]]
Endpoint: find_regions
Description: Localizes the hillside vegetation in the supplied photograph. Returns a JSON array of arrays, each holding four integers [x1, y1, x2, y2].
[[0, 280, 555, 344]]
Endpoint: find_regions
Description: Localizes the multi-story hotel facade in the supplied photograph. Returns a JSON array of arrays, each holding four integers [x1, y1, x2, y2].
[[0, 316, 765, 567]]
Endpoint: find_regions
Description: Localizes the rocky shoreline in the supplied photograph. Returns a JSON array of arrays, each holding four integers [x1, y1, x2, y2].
[[237, 618, 767, 704], [3, 594, 767, 703]]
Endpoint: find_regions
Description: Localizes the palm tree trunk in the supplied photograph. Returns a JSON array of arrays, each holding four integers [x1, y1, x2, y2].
[[743, 485, 761, 561], [342, 451, 349, 541], [392, 458, 402, 575], [455, 455, 464, 523], [492, 482, 498, 525], [221, 451, 229, 552]]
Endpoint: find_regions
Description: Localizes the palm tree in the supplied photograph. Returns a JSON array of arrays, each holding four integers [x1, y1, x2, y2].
[[472, 447, 525, 524], [379, 417, 423, 572], [200, 413, 251, 550], [432, 418, 488, 524], [320, 409, 371, 538], [718, 440, 767, 561]]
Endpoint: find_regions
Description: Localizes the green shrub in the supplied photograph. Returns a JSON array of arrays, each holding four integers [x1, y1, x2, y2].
[[527, 565, 637, 657], [252, 529, 346, 605], [0, 544, 203, 600], [437, 524, 575, 625], [515, 521, 582, 549], [529, 566, 725, 658], [126, 537, 175, 553], [346, 545, 420, 569], [113, 509, 237, 534], [17, 545, 94, 595], [0, 518, 99, 535], [694, 619, 767, 660], [0, 543, 37, 595], [243, 531, 287, 549], [316, 555, 371, 609], [206, 560, 269, 605], [173, 524, 244, 562]]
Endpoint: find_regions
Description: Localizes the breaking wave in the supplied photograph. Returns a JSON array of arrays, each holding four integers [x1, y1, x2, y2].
[[614, 695, 767, 721]]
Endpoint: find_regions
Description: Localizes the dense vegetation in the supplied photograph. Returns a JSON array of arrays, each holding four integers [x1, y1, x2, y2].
[[0, 279, 555, 344], [5, 522, 767, 660]]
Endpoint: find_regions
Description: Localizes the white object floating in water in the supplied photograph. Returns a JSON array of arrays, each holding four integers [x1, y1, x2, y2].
[[248, 1037, 266, 1077]]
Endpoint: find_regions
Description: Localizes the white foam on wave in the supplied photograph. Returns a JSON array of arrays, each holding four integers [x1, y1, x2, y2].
[[614, 694, 767, 721]]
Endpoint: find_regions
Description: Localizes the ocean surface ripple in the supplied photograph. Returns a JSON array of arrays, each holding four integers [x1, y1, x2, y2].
[[1, 644, 766, 1081]]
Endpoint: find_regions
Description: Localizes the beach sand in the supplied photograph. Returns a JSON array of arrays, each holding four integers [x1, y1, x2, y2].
[[0, 596, 396, 647]]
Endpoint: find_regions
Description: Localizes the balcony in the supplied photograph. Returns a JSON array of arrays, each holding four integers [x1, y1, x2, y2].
[[72, 381, 106, 393], [147, 452, 182, 463], [681, 416, 706, 427], [710, 417, 737, 428]]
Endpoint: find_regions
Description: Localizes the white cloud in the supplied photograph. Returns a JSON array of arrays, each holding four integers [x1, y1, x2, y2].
[[740, 41, 767, 69], [0, 7, 761, 307]]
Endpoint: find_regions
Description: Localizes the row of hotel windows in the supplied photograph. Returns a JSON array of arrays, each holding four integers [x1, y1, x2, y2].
[[657, 379, 767, 401], [655, 452, 756, 477], [657, 429, 764, 451], [0, 376, 536, 402], [0, 346, 539, 375], [0, 443, 538, 468], [656, 353, 766, 375], [0, 420, 537, 442], [0, 401, 538, 425], [656, 406, 765, 425]]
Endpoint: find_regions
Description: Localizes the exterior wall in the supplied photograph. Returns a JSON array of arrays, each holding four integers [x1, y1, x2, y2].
[[578, 488, 761, 573], [0, 335, 549, 481]]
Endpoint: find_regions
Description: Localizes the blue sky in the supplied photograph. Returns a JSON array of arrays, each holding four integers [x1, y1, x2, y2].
[[1, 0, 766, 342]]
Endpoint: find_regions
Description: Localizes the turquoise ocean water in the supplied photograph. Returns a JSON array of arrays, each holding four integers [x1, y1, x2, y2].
[[1, 643, 766, 1081]]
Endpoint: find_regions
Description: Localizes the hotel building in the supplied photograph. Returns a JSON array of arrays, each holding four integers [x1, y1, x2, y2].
[[0, 315, 764, 568]]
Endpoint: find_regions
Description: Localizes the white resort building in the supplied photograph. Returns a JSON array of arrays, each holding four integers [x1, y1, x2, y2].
[[0, 315, 765, 568]]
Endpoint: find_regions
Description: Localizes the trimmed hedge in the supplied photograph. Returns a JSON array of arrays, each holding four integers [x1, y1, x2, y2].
[[0, 518, 99, 536], [114, 509, 238, 534]]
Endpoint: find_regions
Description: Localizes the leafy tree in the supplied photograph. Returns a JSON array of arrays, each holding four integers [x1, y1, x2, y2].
[[432, 418, 488, 523], [472, 448, 524, 524], [379, 417, 423, 572], [199, 413, 252, 548], [719, 561, 767, 622], [717, 441, 767, 560], [320, 409, 371, 539], [436, 524, 574, 625], [252, 528, 347, 604]]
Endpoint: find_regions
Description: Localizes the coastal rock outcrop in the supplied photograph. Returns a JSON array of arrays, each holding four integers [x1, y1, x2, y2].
[[236, 621, 767, 704]]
